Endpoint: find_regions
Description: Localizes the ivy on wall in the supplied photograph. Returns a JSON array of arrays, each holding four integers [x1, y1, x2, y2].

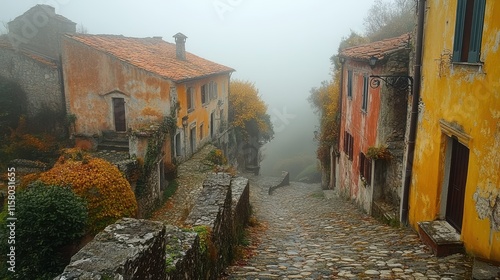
[[135, 105, 178, 197]]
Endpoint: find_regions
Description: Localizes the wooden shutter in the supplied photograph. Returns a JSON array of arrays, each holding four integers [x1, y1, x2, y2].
[[362, 76, 368, 111], [347, 70, 353, 98], [453, 0, 467, 62], [468, 0, 486, 62], [359, 153, 364, 174]]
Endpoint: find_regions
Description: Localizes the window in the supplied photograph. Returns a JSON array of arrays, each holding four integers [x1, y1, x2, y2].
[[201, 81, 218, 104], [359, 152, 372, 185], [175, 133, 182, 156], [201, 84, 208, 105], [209, 81, 218, 100], [347, 70, 353, 98], [362, 75, 369, 112], [453, 0, 486, 63], [343, 131, 354, 160], [187, 87, 194, 111], [199, 123, 204, 140]]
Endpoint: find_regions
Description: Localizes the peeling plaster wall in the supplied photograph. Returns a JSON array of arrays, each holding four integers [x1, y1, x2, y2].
[[61, 37, 173, 136], [339, 53, 408, 215], [175, 75, 230, 159], [339, 60, 382, 213], [408, 0, 500, 261]]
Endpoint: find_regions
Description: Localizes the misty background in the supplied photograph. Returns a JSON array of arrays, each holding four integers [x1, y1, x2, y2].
[[0, 0, 374, 180]]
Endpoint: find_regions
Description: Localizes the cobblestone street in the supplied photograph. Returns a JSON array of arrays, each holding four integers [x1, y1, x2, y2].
[[225, 176, 473, 279]]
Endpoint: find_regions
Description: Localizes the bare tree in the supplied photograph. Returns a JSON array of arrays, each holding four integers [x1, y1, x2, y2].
[[364, 0, 416, 41], [76, 23, 88, 34], [0, 21, 8, 35], [330, 30, 369, 72]]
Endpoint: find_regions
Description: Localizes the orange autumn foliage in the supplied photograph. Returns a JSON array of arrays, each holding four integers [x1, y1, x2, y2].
[[38, 149, 138, 233], [229, 80, 274, 142], [309, 78, 341, 169]]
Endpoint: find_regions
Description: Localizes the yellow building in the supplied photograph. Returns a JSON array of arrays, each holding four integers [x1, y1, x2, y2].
[[407, 0, 500, 261]]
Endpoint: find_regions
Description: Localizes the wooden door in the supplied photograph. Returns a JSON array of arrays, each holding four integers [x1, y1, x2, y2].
[[445, 138, 469, 232], [113, 98, 126, 132]]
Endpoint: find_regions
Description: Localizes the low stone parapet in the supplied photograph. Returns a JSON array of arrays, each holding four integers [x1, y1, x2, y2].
[[55, 218, 166, 280], [268, 171, 290, 194], [56, 173, 251, 279], [231, 177, 250, 245], [184, 173, 233, 279]]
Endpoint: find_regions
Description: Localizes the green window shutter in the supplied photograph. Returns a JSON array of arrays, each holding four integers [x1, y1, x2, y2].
[[453, 0, 467, 62], [468, 0, 486, 62]]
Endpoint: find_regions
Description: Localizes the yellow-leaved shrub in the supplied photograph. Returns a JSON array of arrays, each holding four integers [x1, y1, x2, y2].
[[38, 149, 138, 233]]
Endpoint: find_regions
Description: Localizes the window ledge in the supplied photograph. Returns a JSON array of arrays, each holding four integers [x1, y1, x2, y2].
[[451, 61, 483, 67]]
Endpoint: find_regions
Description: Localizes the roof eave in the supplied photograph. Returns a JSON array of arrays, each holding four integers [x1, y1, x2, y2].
[[174, 69, 235, 84]]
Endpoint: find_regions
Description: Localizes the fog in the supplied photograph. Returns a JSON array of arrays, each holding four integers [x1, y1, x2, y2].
[[0, 0, 373, 179]]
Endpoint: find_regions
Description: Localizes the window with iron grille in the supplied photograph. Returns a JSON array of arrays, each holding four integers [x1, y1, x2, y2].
[[453, 0, 486, 63]]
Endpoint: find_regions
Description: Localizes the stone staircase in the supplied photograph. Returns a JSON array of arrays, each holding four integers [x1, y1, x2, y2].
[[417, 220, 464, 257], [98, 131, 129, 152]]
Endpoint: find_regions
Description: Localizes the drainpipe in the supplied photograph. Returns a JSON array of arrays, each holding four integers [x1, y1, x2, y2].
[[401, 0, 425, 226]]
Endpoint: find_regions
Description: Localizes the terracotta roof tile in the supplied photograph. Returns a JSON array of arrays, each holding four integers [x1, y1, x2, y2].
[[340, 33, 411, 61], [64, 34, 235, 82]]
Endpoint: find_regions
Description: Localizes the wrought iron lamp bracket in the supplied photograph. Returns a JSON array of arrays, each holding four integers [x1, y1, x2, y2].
[[369, 75, 413, 93]]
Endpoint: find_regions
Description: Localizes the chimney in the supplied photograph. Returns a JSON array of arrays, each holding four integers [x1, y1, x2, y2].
[[173, 32, 187, 60]]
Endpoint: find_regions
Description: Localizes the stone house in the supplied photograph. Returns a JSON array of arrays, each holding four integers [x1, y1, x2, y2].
[[336, 33, 411, 218], [61, 32, 234, 214], [0, 5, 76, 130], [405, 0, 500, 261], [61, 33, 234, 159]]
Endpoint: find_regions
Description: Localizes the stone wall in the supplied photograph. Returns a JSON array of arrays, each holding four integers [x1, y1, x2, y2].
[[268, 171, 290, 195], [57, 174, 251, 279], [0, 47, 64, 121], [55, 218, 166, 280], [184, 173, 233, 278], [231, 176, 250, 245], [374, 49, 410, 209]]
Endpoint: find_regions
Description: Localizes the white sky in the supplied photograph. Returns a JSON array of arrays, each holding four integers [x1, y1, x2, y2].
[[0, 0, 373, 108], [0, 0, 375, 174]]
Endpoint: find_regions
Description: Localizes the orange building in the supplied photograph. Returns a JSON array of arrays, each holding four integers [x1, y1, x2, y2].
[[62, 33, 234, 162], [405, 0, 500, 261], [337, 34, 411, 218]]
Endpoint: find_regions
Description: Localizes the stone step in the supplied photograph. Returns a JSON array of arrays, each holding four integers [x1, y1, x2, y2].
[[98, 141, 129, 152], [102, 130, 129, 142], [417, 220, 464, 257]]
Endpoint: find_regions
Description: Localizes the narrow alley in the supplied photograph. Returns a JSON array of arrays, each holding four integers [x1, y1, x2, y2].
[[224, 176, 473, 279]]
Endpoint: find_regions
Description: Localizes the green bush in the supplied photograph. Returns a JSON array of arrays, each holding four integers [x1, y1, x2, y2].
[[1, 182, 88, 279]]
